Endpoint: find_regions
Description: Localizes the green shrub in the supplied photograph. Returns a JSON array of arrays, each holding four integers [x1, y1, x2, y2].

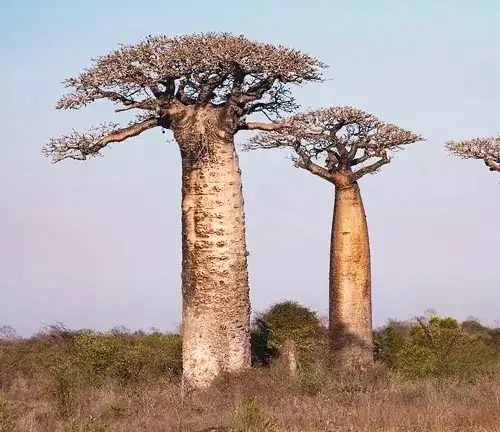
[[75, 331, 122, 383], [373, 314, 500, 380], [50, 363, 79, 419], [373, 320, 409, 368], [395, 315, 498, 379], [251, 301, 325, 367], [70, 330, 182, 385], [0, 326, 183, 390], [140, 332, 182, 380]]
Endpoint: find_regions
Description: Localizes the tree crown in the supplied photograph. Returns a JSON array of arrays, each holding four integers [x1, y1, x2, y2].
[[43, 32, 326, 163], [445, 136, 500, 173], [246, 106, 424, 184]]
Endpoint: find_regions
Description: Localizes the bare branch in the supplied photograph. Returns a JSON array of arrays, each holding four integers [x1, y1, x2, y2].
[[114, 99, 157, 112], [43, 118, 159, 163], [352, 152, 390, 180], [198, 74, 225, 106], [296, 158, 337, 183], [445, 136, 500, 173], [238, 121, 291, 132], [243, 82, 300, 122], [294, 144, 337, 184], [176, 79, 196, 105], [351, 152, 371, 166], [485, 158, 500, 172], [238, 78, 275, 105]]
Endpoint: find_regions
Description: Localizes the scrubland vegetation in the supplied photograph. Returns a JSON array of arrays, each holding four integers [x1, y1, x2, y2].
[[2, 302, 500, 431]]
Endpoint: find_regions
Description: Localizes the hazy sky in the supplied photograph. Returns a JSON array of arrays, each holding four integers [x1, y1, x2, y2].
[[1, 1, 499, 336]]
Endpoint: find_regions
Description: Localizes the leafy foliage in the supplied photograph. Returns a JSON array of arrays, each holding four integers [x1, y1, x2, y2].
[[374, 314, 500, 379], [0, 326, 182, 394]]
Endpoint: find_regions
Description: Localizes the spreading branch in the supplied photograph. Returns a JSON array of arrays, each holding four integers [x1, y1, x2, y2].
[[245, 106, 424, 186], [445, 137, 500, 173], [43, 118, 159, 163]]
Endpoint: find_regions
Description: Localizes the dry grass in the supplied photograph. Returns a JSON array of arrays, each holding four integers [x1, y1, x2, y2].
[[2, 364, 500, 431], [2, 314, 500, 431]]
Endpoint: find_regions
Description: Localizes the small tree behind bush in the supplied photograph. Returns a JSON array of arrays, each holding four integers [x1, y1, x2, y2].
[[251, 301, 326, 368]]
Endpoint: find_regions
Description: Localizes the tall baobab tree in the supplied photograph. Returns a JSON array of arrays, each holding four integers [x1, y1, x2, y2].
[[43, 32, 326, 388], [246, 107, 423, 369], [445, 137, 500, 173]]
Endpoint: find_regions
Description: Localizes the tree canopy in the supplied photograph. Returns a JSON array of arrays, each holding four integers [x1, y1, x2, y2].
[[246, 106, 423, 184], [43, 32, 326, 163], [445, 137, 500, 173]]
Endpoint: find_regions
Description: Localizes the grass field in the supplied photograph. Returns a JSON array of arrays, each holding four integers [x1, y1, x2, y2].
[[2, 310, 500, 431]]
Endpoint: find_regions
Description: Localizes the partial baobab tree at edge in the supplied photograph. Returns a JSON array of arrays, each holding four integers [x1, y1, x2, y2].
[[445, 136, 500, 173], [42, 32, 326, 389], [246, 107, 423, 369]]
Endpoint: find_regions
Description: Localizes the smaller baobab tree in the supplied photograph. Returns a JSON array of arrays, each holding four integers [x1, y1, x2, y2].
[[246, 107, 423, 369], [445, 137, 500, 173], [42, 32, 326, 389]]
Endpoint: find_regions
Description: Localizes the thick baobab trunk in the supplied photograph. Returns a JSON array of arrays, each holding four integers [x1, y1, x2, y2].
[[178, 124, 251, 389], [329, 182, 373, 369]]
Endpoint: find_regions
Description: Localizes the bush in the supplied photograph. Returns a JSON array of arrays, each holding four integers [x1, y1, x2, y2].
[[140, 331, 183, 380], [0, 325, 183, 394], [373, 320, 410, 368], [251, 301, 326, 368], [374, 314, 500, 380], [75, 331, 123, 384]]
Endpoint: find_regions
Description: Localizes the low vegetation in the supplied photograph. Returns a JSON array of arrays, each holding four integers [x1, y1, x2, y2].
[[1, 306, 500, 431]]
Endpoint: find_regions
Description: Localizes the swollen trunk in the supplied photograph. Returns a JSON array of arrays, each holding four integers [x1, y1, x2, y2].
[[180, 136, 251, 389], [329, 183, 373, 369]]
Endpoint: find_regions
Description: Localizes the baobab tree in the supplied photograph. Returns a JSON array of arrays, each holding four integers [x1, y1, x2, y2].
[[445, 137, 500, 173], [246, 107, 423, 369], [42, 32, 326, 388]]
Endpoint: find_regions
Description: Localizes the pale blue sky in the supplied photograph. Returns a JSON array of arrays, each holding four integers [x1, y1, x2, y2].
[[1, 1, 499, 336]]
